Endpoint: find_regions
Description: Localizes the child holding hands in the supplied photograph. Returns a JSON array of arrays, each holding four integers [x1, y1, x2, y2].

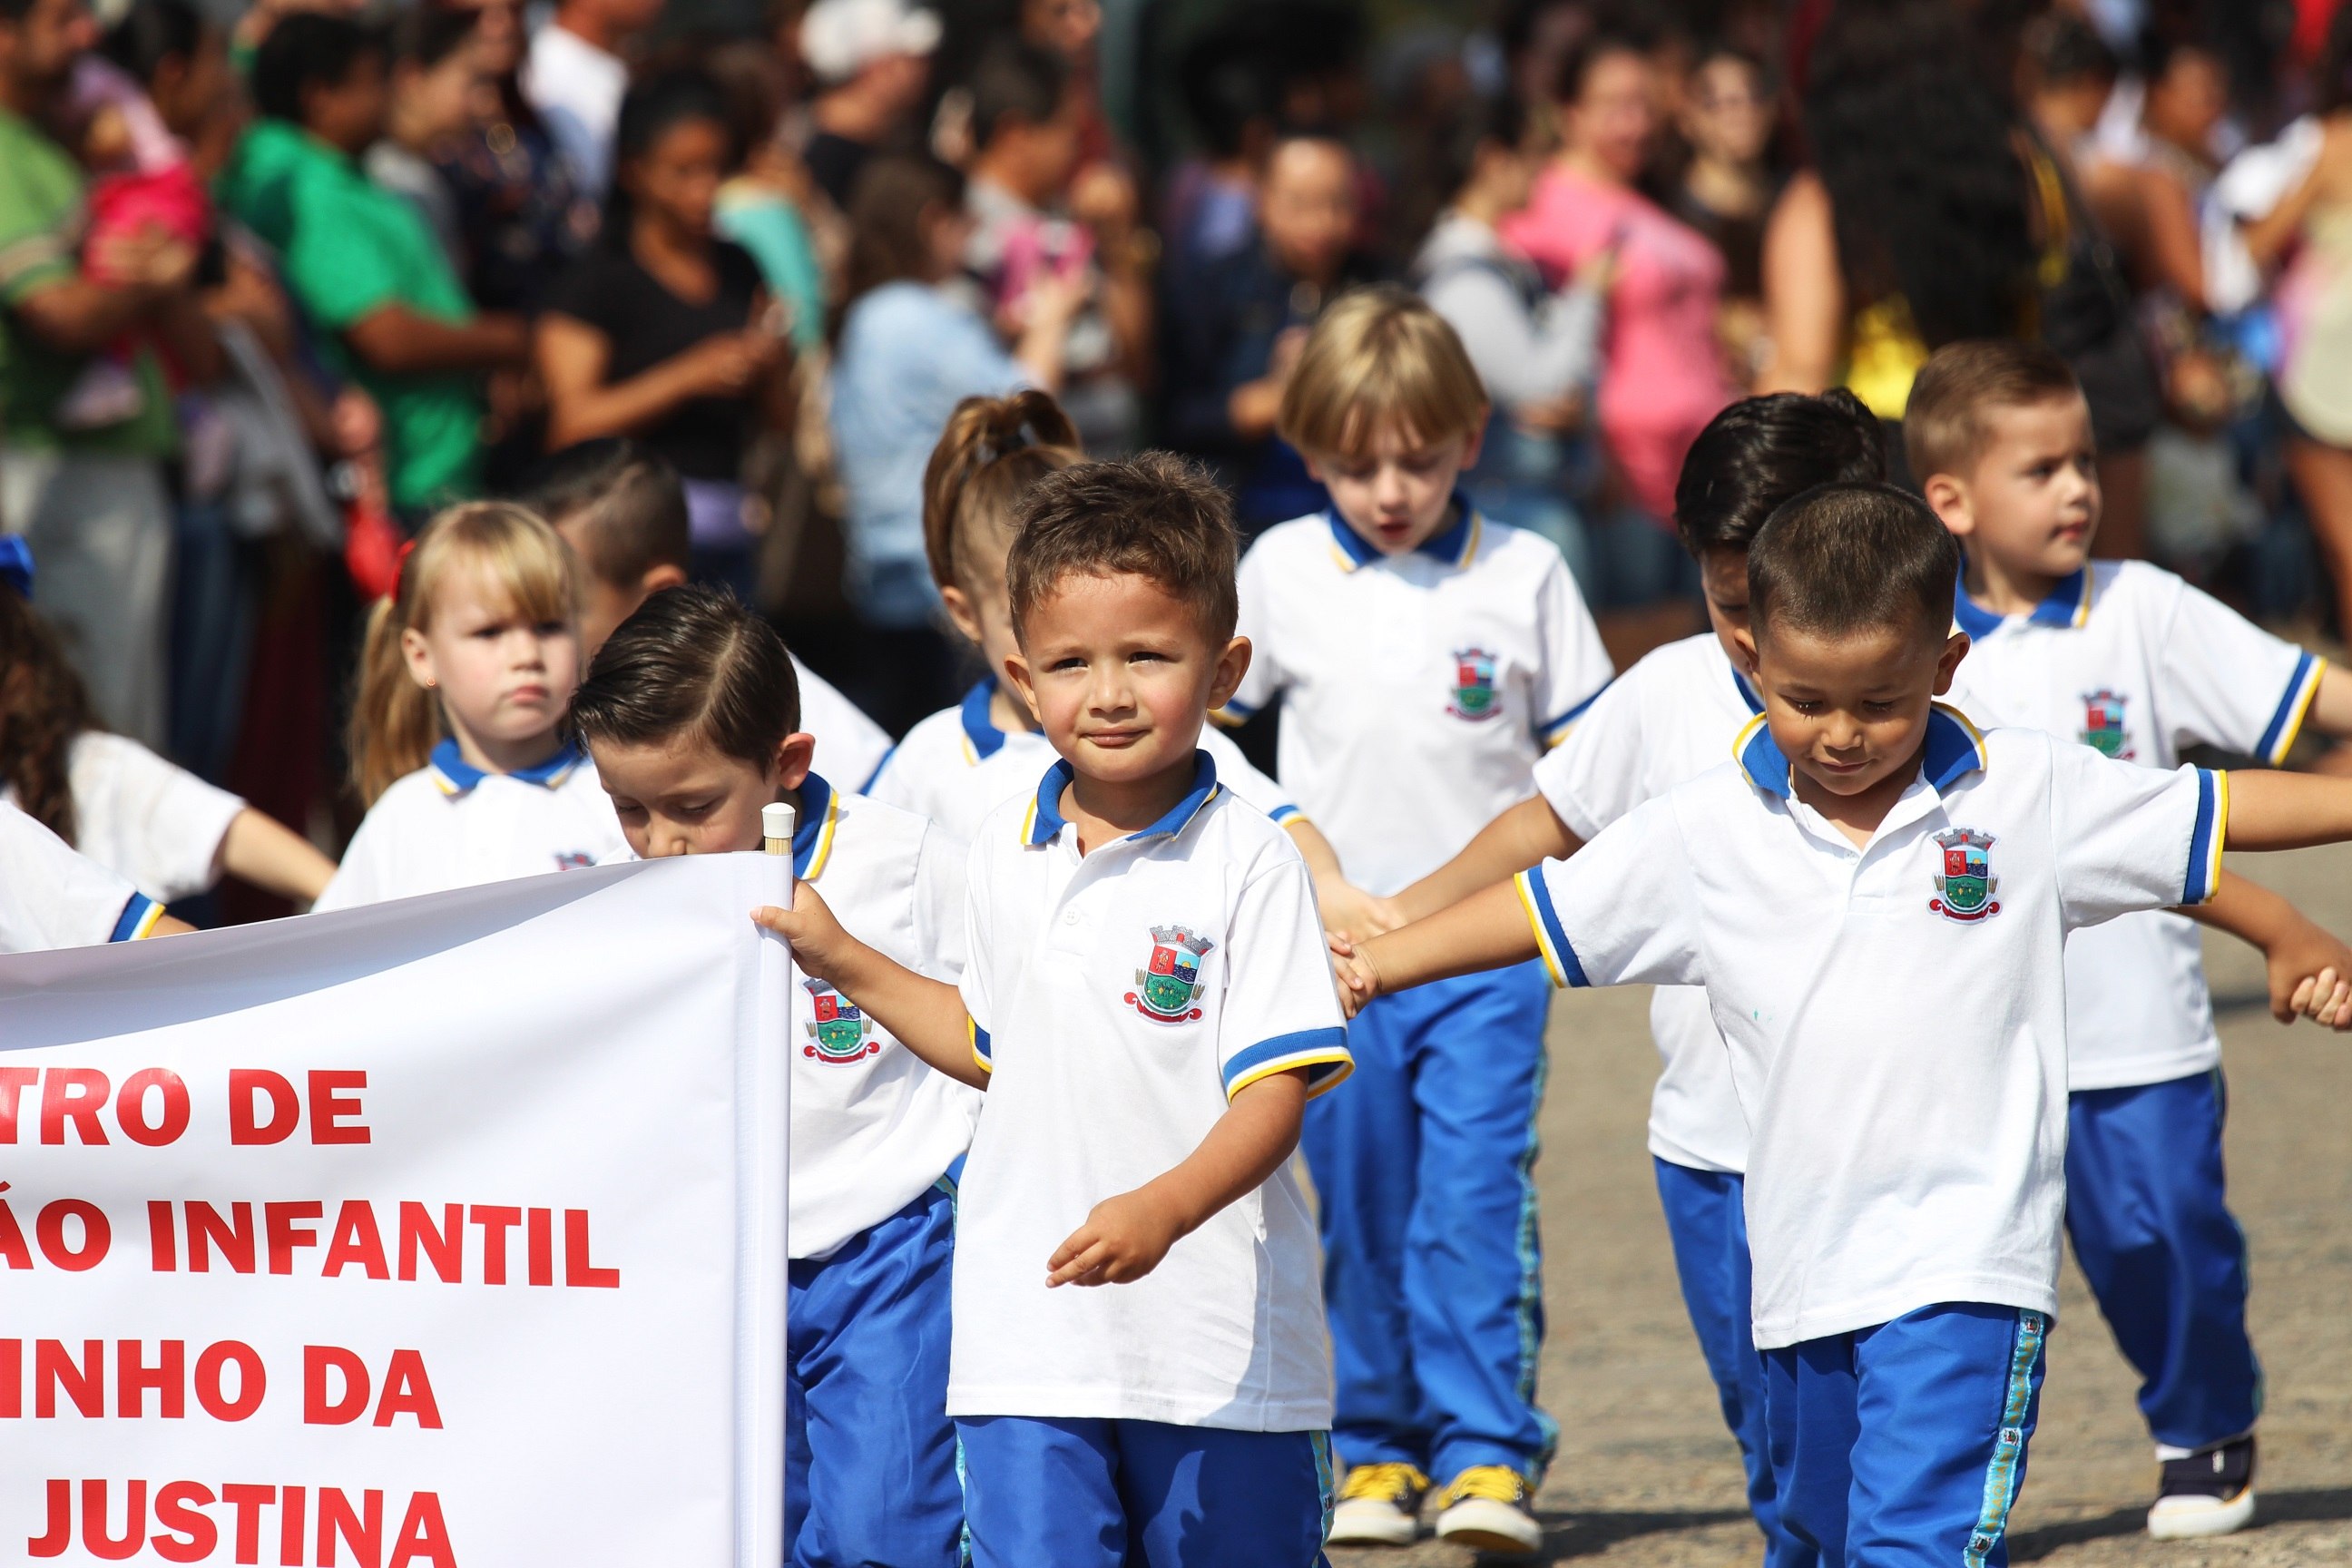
[[759, 455, 1350, 1567]]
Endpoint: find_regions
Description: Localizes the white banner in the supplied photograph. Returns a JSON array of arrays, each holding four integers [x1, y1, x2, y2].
[[0, 855, 792, 1568]]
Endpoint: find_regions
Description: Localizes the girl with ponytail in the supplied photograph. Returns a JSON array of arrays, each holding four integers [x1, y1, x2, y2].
[[865, 392, 1389, 934], [318, 502, 626, 910]]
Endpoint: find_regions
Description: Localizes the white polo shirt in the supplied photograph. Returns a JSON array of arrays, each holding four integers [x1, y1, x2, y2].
[[0, 801, 163, 953], [869, 680, 1302, 845], [794, 657, 894, 794], [950, 752, 1351, 1429], [775, 776, 976, 1258], [20, 731, 246, 905], [315, 739, 627, 912], [1226, 504, 1612, 895], [1516, 710, 2223, 1348], [1529, 633, 1761, 1175], [1949, 561, 2325, 1090]]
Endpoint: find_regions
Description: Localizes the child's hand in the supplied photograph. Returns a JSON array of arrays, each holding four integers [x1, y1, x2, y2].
[[2266, 916, 2352, 1030], [1315, 877, 1402, 945], [750, 881, 860, 985], [1046, 1189, 1187, 1287], [1326, 933, 1382, 1022]]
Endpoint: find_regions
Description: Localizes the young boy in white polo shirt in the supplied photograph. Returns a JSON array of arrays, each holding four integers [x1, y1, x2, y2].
[[758, 454, 1352, 1567], [574, 585, 973, 1568], [1910, 339, 2352, 1539], [1333, 484, 2352, 1565], [1220, 286, 1611, 1553], [1383, 388, 1887, 1565]]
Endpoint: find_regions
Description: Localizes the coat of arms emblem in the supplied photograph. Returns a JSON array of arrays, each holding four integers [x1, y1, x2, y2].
[[1930, 828, 2001, 923], [804, 976, 880, 1063], [1127, 926, 1213, 1023], [1447, 647, 1502, 722], [2078, 690, 2133, 759]]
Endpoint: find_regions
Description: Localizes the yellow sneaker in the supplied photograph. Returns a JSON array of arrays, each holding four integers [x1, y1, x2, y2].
[[1328, 1462, 1428, 1546], [1433, 1465, 1542, 1556]]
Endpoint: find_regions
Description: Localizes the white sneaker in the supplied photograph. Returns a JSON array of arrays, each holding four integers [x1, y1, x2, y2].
[[1328, 1462, 1426, 1546], [1432, 1465, 1542, 1557], [2147, 1436, 2257, 1539]]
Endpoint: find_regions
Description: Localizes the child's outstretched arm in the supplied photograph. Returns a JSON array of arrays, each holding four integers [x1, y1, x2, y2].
[[752, 884, 986, 1088], [2182, 870, 2352, 1028], [1283, 816, 1399, 940], [2222, 769, 2352, 849], [1338, 879, 1543, 1016], [219, 808, 338, 905], [1390, 795, 1583, 925], [1046, 1068, 1309, 1288]]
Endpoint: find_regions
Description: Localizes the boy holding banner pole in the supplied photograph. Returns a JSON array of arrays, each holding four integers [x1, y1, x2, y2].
[[571, 584, 974, 1568]]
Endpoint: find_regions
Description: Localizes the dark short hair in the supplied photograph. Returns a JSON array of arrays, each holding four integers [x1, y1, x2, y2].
[[1553, 26, 1653, 105], [969, 36, 1067, 149], [251, 13, 383, 124], [390, 4, 476, 69], [1007, 454, 1240, 643], [571, 584, 801, 764], [1432, 93, 1527, 208], [1903, 338, 2083, 481], [523, 439, 690, 587], [1748, 482, 1958, 643], [102, 0, 207, 87], [1675, 390, 1886, 556]]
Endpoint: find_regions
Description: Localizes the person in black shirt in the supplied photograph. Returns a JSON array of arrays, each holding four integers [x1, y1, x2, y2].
[[536, 69, 789, 595]]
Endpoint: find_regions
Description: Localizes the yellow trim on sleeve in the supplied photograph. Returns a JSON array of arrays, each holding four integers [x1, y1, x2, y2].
[[2202, 770, 2230, 904], [1227, 1052, 1356, 1102], [2271, 658, 2327, 765], [129, 901, 167, 939], [1513, 871, 1567, 988]]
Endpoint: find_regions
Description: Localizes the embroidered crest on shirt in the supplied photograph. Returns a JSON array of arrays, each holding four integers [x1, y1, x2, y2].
[[1930, 828, 2001, 923], [2077, 690, 2135, 760], [1129, 926, 1212, 1023], [803, 976, 881, 1063], [1447, 648, 1503, 722]]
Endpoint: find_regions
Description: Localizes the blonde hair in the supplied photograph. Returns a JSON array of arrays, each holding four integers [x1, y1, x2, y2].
[[921, 391, 1083, 600], [1276, 285, 1490, 460], [348, 502, 578, 807], [1902, 338, 2083, 482]]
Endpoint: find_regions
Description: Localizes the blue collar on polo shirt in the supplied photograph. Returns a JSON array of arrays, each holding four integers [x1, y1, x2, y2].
[[960, 680, 1011, 760], [427, 737, 584, 796], [1732, 703, 1987, 799], [1951, 563, 2092, 640], [1023, 750, 1221, 848], [793, 772, 841, 880], [1323, 493, 1483, 572]]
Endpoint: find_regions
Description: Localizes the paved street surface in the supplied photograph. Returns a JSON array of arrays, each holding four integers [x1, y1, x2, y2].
[[1332, 843, 2352, 1565]]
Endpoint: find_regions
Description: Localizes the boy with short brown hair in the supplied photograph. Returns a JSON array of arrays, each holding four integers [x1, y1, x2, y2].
[[760, 452, 1353, 1567], [1913, 338, 2352, 1538]]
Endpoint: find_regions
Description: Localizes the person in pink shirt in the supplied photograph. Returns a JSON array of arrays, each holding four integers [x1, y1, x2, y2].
[[1502, 30, 1735, 528]]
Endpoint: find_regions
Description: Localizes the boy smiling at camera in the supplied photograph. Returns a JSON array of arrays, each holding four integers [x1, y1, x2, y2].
[[1333, 482, 2352, 1566], [757, 453, 1353, 1568]]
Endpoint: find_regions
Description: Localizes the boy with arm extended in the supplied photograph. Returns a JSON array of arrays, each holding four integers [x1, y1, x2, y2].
[[1220, 286, 1612, 1553], [1338, 485, 2352, 1565], [1912, 339, 2352, 1537], [756, 454, 1352, 1567]]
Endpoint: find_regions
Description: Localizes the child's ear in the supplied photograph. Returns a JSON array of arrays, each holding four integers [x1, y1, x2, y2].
[[1933, 632, 1970, 695], [1207, 635, 1253, 714], [940, 584, 986, 649], [1730, 624, 1760, 676], [399, 626, 437, 691], [1921, 473, 1975, 538], [641, 564, 686, 595], [1299, 451, 1328, 485], [773, 730, 817, 792], [1002, 647, 1043, 726], [1456, 415, 1488, 474]]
